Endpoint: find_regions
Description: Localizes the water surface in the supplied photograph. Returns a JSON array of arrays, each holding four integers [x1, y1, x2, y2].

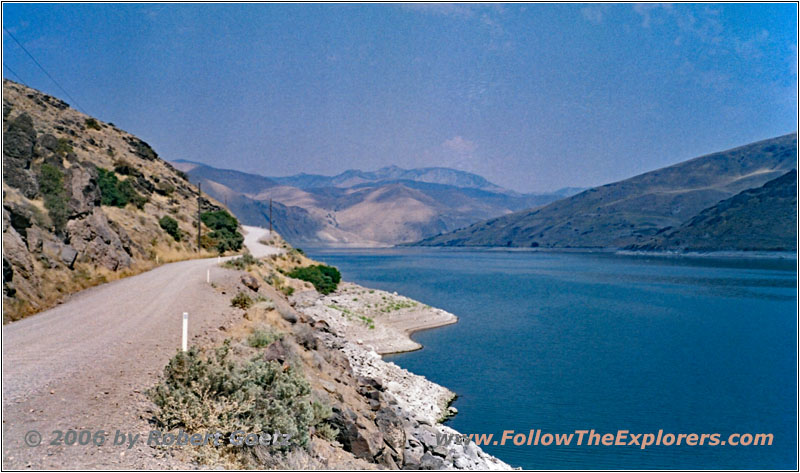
[[306, 248, 797, 469]]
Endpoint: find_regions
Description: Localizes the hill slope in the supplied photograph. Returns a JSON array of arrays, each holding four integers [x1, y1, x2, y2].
[[173, 161, 573, 246], [631, 170, 797, 252], [2, 80, 235, 321], [416, 133, 797, 249]]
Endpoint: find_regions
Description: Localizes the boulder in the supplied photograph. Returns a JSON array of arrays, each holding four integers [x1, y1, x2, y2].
[[37, 133, 59, 153], [375, 407, 405, 462], [277, 304, 298, 323], [66, 208, 132, 270], [419, 452, 445, 470], [262, 340, 287, 364], [124, 136, 158, 161], [331, 408, 384, 461], [66, 165, 100, 217], [59, 245, 77, 268], [2, 223, 37, 296], [4, 201, 35, 240], [403, 441, 424, 469], [241, 274, 260, 292], [453, 453, 470, 469]]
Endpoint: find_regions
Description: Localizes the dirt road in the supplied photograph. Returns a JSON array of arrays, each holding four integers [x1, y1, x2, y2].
[[1, 254, 253, 468], [242, 225, 284, 257]]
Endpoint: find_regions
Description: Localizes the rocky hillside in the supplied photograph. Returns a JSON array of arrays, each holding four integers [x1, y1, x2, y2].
[[631, 170, 797, 252], [2, 80, 237, 322], [174, 161, 572, 246], [416, 133, 797, 249]]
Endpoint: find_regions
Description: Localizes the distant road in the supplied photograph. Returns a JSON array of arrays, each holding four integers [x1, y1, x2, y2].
[[242, 225, 285, 257]]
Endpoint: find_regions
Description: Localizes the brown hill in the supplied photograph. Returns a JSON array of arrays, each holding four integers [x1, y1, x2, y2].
[[417, 133, 797, 249]]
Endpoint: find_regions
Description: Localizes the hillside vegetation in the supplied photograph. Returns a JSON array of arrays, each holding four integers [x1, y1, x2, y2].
[[417, 133, 797, 250], [2, 79, 241, 322]]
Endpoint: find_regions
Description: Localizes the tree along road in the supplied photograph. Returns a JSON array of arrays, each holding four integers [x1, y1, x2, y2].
[[1, 252, 261, 468]]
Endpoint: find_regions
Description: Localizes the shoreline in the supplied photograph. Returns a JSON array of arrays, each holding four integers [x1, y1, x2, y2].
[[291, 281, 459, 355], [287, 279, 511, 469]]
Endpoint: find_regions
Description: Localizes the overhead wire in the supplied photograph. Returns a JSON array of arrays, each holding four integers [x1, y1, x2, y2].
[[3, 27, 88, 115]]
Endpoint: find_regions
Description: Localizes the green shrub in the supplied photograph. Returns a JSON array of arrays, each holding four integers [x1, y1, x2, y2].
[[147, 341, 315, 453], [231, 292, 253, 309], [158, 216, 181, 241], [112, 159, 139, 176], [208, 227, 244, 252], [224, 253, 261, 270], [200, 210, 243, 252], [318, 264, 341, 285], [38, 163, 68, 233], [55, 138, 73, 156], [247, 328, 281, 348], [287, 264, 341, 295], [84, 118, 101, 130], [311, 401, 338, 441], [200, 209, 238, 232], [97, 167, 147, 209]]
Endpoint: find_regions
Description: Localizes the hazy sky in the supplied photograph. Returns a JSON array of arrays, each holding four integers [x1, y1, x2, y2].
[[3, 3, 797, 192]]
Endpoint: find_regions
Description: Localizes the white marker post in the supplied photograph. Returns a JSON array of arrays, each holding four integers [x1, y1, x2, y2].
[[207, 268, 210, 284], [181, 312, 188, 352]]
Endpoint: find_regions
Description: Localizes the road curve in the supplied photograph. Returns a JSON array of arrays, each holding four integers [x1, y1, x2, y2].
[[242, 225, 284, 257]]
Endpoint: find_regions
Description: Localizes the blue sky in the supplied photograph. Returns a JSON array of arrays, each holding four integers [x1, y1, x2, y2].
[[3, 3, 797, 192]]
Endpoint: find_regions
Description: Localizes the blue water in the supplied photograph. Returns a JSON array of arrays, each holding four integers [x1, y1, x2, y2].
[[305, 247, 797, 470]]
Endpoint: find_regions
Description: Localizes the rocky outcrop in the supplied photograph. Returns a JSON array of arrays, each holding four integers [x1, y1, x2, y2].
[[66, 208, 132, 271], [2, 79, 230, 322], [66, 165, 100, 218], [3, 113, 39, 198], [2, 210, 38, 302]]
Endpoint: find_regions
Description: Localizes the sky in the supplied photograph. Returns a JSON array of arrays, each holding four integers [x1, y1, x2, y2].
[[2, 3, 797, 193]]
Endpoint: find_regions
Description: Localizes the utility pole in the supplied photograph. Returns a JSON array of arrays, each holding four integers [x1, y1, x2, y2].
[[269, 198, 273, 234], [197, 182, 202, 250]]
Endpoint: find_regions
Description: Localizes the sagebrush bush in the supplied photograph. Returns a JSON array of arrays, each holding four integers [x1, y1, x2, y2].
[[287, 265, 341, 295], [310, 401, 338, 441], [247, 328, 281, 348], [224, 253, 261, 270], [147, 341, 315, 451], [158, 216, 181, 241], [231, 292, 253, 309]]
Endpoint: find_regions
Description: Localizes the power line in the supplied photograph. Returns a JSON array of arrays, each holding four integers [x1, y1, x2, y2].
[[3, 62, 27, 85], [2, 27, 88, 115]]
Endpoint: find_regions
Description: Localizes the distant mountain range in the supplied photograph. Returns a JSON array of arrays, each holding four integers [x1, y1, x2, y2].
[[416, 133, 797, 252], [171, 161, 579, 246], [271, 165, 507, 193]]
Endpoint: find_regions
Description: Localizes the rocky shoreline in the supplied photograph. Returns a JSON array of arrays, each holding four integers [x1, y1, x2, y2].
[[287, 281, 511, 469]]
